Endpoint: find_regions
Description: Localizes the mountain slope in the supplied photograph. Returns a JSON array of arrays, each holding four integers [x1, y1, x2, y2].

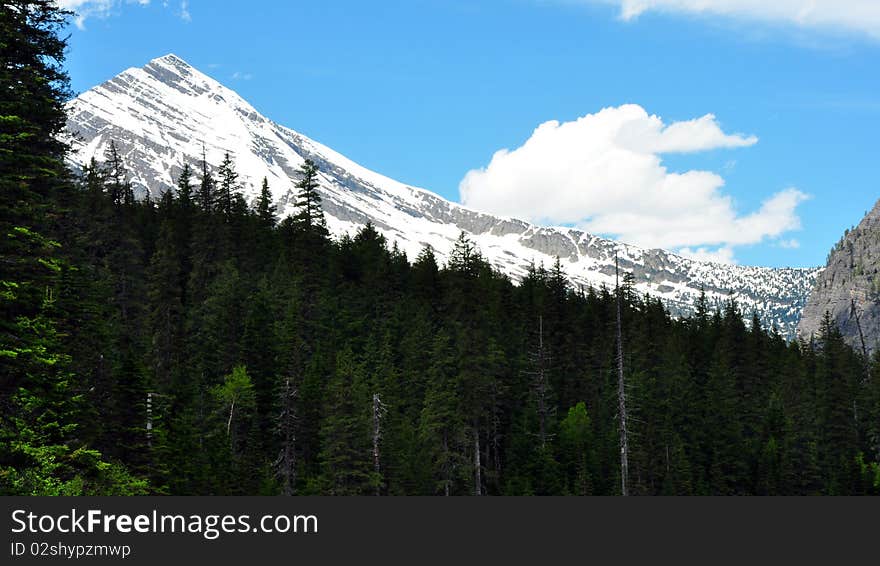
[[64, 54, 818, 337], [798, 199, 880, 354]]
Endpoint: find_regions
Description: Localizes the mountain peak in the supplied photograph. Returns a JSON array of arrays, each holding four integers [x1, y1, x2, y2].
[[139, 53, 222, 96], [145, 53, 195, 75], [151, 53, 187, 65]]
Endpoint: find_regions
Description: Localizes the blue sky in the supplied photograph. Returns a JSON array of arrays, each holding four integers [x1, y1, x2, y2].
[[61, 0, 880, 267]]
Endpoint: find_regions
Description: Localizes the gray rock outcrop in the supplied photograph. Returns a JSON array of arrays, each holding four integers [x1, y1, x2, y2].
[[798, 199, 880, 355]]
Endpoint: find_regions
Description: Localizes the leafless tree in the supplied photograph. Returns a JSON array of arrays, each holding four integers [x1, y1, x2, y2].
[[275, 377, 298, 496], [372, 393, 387, 496], [473, 422, 482, 496], [616, 253, 629, 497], [525, 316, 554, 449]]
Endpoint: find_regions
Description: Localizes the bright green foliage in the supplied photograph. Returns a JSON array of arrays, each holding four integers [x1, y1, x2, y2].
[[213, 365, 256, 440], [559, 402, 596, 495]]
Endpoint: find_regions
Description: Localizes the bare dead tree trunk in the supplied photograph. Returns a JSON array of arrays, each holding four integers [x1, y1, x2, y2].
[[120, 275, 128, 323], [372, 393, 385, 496], [276, 378, 298, 496], [145, 391, 167, 474], [537, 316, 547, 449], [491, 382, 502, 482], [198, 375, 205, 450], [474, 423, 482, 496], [525, 316, 552, 450], [226, 396, 236, 437], [146, 392, 153, 448], [442, 430, 451, 497], [616, 253, 629, 497]]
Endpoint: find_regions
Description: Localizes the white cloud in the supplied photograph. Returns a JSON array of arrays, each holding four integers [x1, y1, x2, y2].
[[231, 71, 253, 81], [588, 0, 880, 40], [57, 0, 188, 29], [459, 104, 808, 262], [57, 0, 117, 28], [615, 111, 757, 153]]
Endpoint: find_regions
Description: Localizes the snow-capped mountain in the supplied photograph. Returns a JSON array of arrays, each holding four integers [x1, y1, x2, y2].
[[63, 54, 819, 338]]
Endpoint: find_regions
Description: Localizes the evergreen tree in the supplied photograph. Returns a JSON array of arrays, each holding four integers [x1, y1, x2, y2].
[[103, 141, 132, 207], [816, 312, 859, 493], [292, 159, 327, 234], [176, 163, 195, 213], [0, 1, 70, 223], [0, 0, 145, 495], [319, 349, 373, 495], [197, 149, 215, 213], [256, 177, 277, 227], [216, 152, 239, 219], [419, 332, 466, 495], [146, 206, 184, 393]]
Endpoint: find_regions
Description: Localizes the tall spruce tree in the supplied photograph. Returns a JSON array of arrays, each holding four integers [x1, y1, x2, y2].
[[256, 177, 277, 227], [319, 348, 373, 495], [419, 331, 466, 495], [1, 0, 145, 495], [197, 149, 215, 213], [292, 159, 326, 234], [216, 151, 238, 220]]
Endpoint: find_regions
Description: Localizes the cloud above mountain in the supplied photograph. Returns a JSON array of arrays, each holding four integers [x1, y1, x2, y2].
[[459, 104, 807, 264], [583, 0, 880, 40], [57, 0, 190, 28]]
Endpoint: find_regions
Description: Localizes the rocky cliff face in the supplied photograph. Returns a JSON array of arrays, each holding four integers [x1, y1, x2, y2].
[[64, 54, 819, 339], [798, 199, 880, 355]]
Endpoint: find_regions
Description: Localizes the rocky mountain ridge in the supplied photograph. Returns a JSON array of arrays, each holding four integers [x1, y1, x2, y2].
[[798, 199, 880, 354]]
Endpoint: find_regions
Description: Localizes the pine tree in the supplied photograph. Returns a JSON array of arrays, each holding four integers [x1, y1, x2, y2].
[[103, 141, 131, 207], [1, 0, 145, 495], [816, 312, 859, 493], [1, 3, 76, 493], [256, 177, 277, 227], [241, 281, 279, 438], [0, 1, 70, 225], [448, 231, 482, 276], [419, 331, 466, 495], [176, 163, 195, 212], [292, 159, 327, 234], [216, 152, 238, 219], [197, 148, 215, 213], [146, 207, 184, 393], [319, 348, 373, 494]]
